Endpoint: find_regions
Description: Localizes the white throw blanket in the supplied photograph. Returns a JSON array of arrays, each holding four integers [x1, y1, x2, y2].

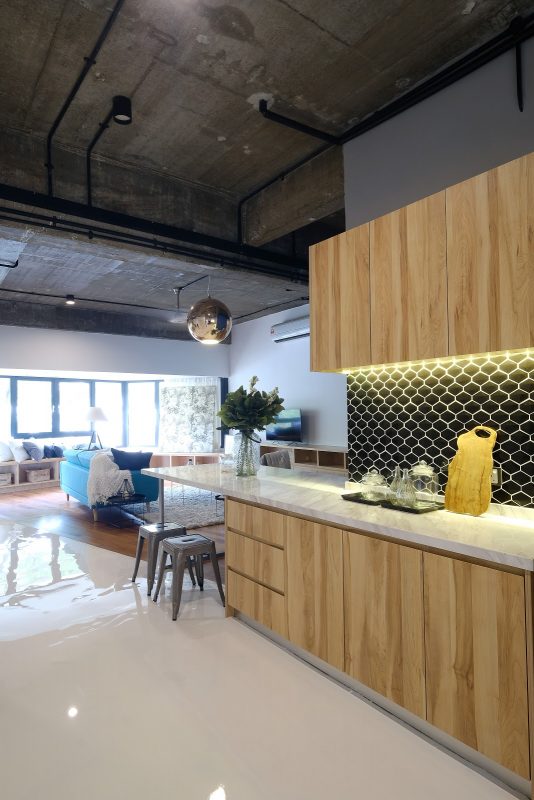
[[87, 452, 133, 505]]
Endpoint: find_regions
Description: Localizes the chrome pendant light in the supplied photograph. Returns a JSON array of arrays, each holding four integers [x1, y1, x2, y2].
[[173, 276, 232, 344]]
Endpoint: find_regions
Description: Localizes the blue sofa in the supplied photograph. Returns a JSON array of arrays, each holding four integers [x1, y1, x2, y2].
[[60, 449, 159, 521]]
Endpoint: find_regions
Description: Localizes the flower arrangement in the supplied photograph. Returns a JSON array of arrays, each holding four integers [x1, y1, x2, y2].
[[218, 377, 284, 476], [217, 376, 284, 434]]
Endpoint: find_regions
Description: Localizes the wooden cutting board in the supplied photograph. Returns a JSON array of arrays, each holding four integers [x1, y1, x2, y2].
[[445, 425, 497, 516]]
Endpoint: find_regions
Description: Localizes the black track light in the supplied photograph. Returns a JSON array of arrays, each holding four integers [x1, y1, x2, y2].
[[65, 295, 76, 305], [112, 95, 132, 125]]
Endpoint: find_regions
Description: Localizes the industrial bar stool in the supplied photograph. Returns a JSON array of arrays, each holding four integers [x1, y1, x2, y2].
[[131, 522, 195, 595], [153, 533, 225, 620]]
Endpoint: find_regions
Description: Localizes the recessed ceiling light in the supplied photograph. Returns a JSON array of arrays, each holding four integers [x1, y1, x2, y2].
[[65, 295, 76, 305], [67, 706, 78, 718]]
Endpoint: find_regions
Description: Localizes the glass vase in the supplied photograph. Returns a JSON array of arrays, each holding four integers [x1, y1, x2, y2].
[[234, 432, 260, 477]]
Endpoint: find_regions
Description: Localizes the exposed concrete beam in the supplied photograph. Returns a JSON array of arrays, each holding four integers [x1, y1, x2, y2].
[[242, 147, 344, 246], [0, 297, 195, 341]]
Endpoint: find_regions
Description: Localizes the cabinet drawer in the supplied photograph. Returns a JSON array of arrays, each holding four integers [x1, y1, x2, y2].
[[227, 530, 285, 593], [226, 500, 286, 548], [227, 569, 287, 639]]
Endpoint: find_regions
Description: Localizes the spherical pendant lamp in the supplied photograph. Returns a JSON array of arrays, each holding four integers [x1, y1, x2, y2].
[[187, 296, 232, 344]]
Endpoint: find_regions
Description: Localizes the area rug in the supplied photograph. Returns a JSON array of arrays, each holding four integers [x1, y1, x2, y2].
[[141, 485, 224, 529]]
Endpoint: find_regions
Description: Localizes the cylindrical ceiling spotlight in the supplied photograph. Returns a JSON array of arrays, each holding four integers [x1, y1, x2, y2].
[[112, 95, 132, 125]]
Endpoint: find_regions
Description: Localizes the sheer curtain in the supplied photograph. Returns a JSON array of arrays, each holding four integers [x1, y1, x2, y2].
[[158, 377, 220, 452]]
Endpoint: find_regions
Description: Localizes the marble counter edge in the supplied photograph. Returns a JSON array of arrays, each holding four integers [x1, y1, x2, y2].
[[142, 466, 534, 572]]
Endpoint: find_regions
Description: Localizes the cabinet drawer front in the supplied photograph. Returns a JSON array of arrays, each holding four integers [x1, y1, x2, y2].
[[226, 500, 286, 548], [424, 553, 530, 779], [227, 530, 285, 593], [227, 569, 287, 639]]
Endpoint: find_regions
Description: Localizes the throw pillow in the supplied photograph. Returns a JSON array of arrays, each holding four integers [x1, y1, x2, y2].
[[23, 441, 44, 461], [0, 441, 13, 462], [43, 445, 54, 458], [52, 445, 64, 457], [10, 441, 30, 463], [111, 448, 153, 471]]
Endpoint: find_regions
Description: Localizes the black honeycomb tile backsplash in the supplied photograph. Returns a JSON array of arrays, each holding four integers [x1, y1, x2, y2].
[[347, 351, 534, 506]]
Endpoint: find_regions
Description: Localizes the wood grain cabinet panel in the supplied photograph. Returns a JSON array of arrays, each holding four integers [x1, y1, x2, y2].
[[286, 518, 344, 671], [227, 569, 287, 639], [226, 500, 286, 548], [343, 533, 426, 718], [309, 225, 371, 372], [370, 191, 448, 364], [226, 530, 285, 593], [424, 553, 530, 778], [446, 153, 534, 356]]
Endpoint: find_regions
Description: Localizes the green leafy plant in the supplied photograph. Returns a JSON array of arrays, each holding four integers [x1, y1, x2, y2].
[[217, 376, 284, 434]]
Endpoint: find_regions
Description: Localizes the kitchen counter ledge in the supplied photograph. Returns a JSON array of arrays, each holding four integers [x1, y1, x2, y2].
[[142, 464, 534, 572]]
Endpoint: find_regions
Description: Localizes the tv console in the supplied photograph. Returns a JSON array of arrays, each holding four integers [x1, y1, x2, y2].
[[259, 442, 347, 475]]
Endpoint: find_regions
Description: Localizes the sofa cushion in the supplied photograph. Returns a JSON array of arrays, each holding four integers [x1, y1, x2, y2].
[[111, 448, 152, 470], [63, 448, 107, 467], [0, 441, 13, 462], [23, 440, 44, 461]]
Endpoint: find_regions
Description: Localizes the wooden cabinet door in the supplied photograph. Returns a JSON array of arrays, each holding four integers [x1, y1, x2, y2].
[[286, 518, 344, 670], [424, 553, 530, 778], [309, 225, 370, 372], [344, 533, 426, 718], [446, 153, 534, 356], [370, 191, 447, 364]]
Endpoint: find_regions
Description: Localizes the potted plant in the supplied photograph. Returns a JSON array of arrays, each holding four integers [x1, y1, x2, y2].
[[217, 376, 284, 476]]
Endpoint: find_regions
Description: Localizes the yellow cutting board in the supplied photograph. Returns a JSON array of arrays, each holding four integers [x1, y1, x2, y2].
[[445, 425, 497, 516]]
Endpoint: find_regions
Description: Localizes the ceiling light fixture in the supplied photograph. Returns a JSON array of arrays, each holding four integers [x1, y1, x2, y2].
[[173, 276, 232, 344], [112, 94, 133, 125], [65, 295, 76, 305], [86, 95, 133, 205]]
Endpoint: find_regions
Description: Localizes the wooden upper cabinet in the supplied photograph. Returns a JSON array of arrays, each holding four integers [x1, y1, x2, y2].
[[286, 517, 344, 671], [446, 153, 534, 356], [309, 225, 371, 372], [424, 553, 530, 778], [344, 532, 426, 718], [370, 191, 448, 364]]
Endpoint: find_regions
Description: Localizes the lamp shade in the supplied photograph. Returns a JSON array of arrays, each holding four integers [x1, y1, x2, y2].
[[87, 406, 107, 423]]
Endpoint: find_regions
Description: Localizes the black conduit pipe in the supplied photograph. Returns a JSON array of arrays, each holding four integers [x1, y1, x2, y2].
[[45, 0, 126, 196]]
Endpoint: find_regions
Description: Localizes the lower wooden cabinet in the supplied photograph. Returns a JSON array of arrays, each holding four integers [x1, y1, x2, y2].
[[226, 530, 285, 593], [424, 553, 530, 778], [343, 533, 426, 718], [227, 569, 287, 639], [286, 518, 344, 671]]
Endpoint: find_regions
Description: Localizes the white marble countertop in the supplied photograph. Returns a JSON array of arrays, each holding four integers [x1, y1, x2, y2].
[[142, 464, 534, 571]]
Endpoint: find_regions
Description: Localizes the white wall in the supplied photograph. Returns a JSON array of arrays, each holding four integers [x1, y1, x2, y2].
[[229, 306, 347, 446], [344, 39, 534, 228], [0, 325, 229, 377]]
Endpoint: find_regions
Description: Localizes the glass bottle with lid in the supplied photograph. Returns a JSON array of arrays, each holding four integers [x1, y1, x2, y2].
[[409, 460, 439, 501]]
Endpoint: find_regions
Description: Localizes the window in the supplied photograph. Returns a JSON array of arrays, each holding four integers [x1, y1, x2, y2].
[[0, 378, 10, 442], [128, 382, 157, 447], [95, 382, 124, 446], [15, 380, 54, 437], [59, 381, 91, 433]]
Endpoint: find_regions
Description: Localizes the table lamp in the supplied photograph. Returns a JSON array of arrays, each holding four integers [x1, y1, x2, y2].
[[86, 406, 107, 450]]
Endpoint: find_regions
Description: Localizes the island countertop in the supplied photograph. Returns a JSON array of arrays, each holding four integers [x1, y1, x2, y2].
[[142, 464, 534, 571]]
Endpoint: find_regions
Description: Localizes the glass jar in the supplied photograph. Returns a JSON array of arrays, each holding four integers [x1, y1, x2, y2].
[[410, 460, 439, 501], [360, 468, 387, 500]]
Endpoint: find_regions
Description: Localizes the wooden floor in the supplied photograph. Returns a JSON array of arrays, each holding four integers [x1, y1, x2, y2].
[[0, 485, 225, 582]]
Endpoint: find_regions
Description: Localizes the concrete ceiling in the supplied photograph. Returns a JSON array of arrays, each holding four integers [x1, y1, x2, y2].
[[1, 0, 533, 338]]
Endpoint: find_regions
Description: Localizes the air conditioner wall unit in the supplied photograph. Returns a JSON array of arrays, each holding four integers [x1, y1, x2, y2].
[[271, 316, 310, 343]]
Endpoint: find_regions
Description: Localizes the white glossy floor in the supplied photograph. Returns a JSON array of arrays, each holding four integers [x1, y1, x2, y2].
[[0, 521, 521, 800]]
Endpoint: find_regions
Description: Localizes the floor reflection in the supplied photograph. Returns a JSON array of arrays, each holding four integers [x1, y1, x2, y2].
[[0, 529, 84, 599]]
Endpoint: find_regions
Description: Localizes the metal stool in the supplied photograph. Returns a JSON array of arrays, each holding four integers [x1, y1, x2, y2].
[[131, 522, 194, 595], [153, 534, 225, 620]]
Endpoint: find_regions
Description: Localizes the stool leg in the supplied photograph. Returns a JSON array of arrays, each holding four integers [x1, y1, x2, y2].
[[209, 542, 225, 606], [131, 533, 144, 582], [146, 537, 160, 596], [195, 554, 204, 591], [152, 550, 168, 602], [187, 556, 196, 587], [172, 553, 186, 620]]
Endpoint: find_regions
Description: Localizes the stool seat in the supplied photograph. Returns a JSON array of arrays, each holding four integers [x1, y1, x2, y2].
[[131, 522, 191, 595], [153, 533, 225, 620]]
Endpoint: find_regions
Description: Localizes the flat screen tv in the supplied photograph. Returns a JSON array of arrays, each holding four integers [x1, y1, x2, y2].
[[266, 408, 302, 442]]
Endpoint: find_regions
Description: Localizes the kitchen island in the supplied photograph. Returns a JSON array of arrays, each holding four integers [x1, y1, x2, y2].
[[142, 463, 534, 794]]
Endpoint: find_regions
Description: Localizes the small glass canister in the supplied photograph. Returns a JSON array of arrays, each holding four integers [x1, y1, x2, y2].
[[410, 460, 439, 502], [360, 468, 387, 500]]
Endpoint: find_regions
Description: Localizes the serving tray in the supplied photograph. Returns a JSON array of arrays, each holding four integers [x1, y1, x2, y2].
[[342, 492, 442, 514]]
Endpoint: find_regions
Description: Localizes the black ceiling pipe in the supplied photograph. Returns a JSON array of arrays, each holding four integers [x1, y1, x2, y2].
[[87, 96, 133, 206], [239, 13, 534, 244], [45, 0, 126, 197], [258, 99, 337, 144]]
